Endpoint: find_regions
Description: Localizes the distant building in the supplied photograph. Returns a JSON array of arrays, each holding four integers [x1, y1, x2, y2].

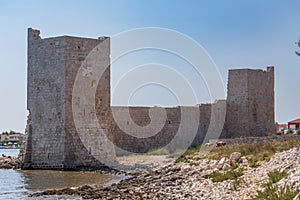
[[8, 134, 23, 143], [0, 133, 24, 147], [288, 119, 300, 130], [275, 122, 287, 133], [0, 134, 8, 141]]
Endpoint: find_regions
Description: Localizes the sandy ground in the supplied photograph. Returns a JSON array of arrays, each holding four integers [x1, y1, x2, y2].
[[116, 154, 175, 171]]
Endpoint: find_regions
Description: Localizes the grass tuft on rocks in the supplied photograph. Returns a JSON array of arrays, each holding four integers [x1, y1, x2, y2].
[[255, 182, 300, 200], [254, 169, 298, 200], [267, 169, 288, 184], [175, 145, 202, 163], [203, 169, 243, 182], [230, 178, 245, 191]]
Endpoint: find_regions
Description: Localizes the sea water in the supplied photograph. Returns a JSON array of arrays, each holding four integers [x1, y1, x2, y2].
[[0, 149, 115, 199]]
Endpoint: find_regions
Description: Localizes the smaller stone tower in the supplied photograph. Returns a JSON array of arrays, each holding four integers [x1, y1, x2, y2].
[[225, 67, 275, 137]]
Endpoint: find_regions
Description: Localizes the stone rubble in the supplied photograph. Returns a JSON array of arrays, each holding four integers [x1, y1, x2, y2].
[[0, 156, 21, 169], [271, 148, 300, 190], [31, 148, 300, 199]]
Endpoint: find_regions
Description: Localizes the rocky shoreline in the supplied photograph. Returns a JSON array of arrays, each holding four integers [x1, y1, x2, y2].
[[0, 156, 21, 169], [30, 147, 300, 199]]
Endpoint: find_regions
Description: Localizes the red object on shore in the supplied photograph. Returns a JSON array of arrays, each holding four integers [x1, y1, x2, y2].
[[216, 141, 226, 147], [288, 119, 300, 130]]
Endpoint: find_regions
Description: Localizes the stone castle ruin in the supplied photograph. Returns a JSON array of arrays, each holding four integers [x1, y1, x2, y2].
[[22, 28, 275, 169]]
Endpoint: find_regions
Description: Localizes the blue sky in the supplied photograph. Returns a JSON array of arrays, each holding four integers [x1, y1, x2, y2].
[[0, 0, 299, 132]]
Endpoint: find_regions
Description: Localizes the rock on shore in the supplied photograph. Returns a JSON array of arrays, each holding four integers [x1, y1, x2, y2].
[[31, 148, 300, 199], [0, 156, 21, 169]]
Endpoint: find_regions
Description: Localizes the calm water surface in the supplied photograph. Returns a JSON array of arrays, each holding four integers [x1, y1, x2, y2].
[[0, 149, 116, 199]]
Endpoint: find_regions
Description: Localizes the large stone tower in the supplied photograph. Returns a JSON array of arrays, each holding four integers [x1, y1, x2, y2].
[[225, 67, 275, 138], [23, 28, 115, 169]]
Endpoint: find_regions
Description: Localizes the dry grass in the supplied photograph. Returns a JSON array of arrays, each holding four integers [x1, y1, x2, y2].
[[207, 139, 299, 167], [203, 169, 243, 182], [176, 139, 300, 165]]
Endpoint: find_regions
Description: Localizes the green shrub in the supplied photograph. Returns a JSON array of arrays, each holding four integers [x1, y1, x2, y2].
[[146, 147, 169, 155], [203, 169, 243, 182], [255, 170, 298, 200], [175, 145, 202, 163], [249, 158, 261, 168], [255, 182, 300, 200], [230, 178, 244, 191], [267, 169, 288, 184], [230, 163, 239, 170]]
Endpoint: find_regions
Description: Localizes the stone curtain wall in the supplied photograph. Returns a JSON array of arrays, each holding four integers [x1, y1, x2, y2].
[[111, 106, 181, 155], [111, 100, 226, 156]]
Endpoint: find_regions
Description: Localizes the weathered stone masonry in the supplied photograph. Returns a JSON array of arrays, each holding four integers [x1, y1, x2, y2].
[[23, 28, 275, 168], [24, 28, 114, 169], [111, 101, 224, 155], [224, 67, 275, 138]]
